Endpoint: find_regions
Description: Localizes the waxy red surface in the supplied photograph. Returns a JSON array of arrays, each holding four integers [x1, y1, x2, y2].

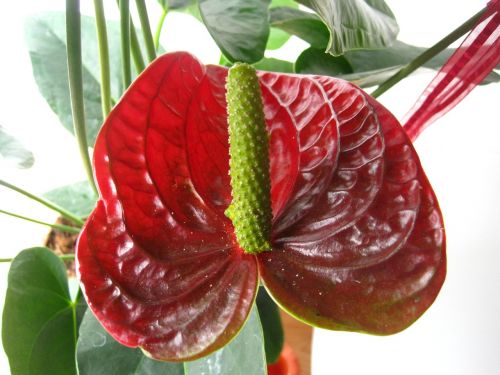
[[77, 52, 446, 361]]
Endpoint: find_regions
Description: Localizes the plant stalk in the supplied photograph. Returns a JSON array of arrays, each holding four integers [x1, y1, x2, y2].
[[371, 7, 487, 98], [119, 0, 132, 88], [93, 0, 112, 117], [0, 209, 81, 234], [66, 0, 98, 195], [130, 18, 146, 73], [135, 0, 156, 61], [154, 6, 168, 51], [0, 179, 85, 226]]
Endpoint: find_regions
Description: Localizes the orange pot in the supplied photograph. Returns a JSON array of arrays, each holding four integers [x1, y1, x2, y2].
[[267, 344, 300, 375]]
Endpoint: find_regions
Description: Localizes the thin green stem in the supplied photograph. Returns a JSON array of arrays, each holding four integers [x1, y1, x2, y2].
[[115, 0, 145, 74], [130, 18, 146, 73], [154, 6, 168, 51], [371, 7, 487, 98], [93, 0, 112, 117], [0, 209, 81, 234], [0, 179, 85, 226], [66, 0, 98, 195], [135, 0, 156, 62], [119, 0, 132, 88], [0, 254, 75, 263]]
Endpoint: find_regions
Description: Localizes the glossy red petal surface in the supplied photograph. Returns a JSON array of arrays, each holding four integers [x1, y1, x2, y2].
[[259, 78, 446, 334], [78, 51, 447, 359], [77, 53, 340, 360], [77, 53, 258, 361]]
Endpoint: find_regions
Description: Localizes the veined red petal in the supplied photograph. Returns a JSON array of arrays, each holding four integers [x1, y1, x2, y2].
[[77, 52, 339, 360], [259, 78, 446, 334], [77, 52, 258, 361], [404, 2, 500, 141]]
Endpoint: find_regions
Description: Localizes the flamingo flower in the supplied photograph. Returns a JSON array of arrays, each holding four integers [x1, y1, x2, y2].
[[76, 52, 446, 362]]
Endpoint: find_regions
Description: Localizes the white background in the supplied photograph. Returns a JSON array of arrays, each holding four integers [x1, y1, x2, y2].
[[0, 1, 498, 374]]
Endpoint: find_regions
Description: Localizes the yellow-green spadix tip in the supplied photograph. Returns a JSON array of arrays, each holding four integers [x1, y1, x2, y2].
[[225, 63, 272, 254]]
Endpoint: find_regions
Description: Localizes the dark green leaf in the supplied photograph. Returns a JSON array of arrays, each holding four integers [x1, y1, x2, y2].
[[2, 248, 80, 375], [296, 0, 399, 56], [256, 288, 284, 364], [77, 310, 184, 375], [270, 7, 329, 49], [346, 40, 448, 71], [219, 55, 294, 73], [74, 290, 88, 329], [294, 48, 401, 87], [0, 125, 34, 169], [294, 41, 500, 88], [198, 0, 271, 63], [254, 57, 294, 73], [185, 305, 266, 374], [344, 41, 500, 85], [43, 181, 97, 218], [295, 47, 353, 75], [337, 66, 402, 88]]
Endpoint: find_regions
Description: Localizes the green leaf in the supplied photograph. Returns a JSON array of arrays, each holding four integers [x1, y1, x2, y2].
[[166, 0, 203, 21], [270, 7, 329, 49], [295, 47, 353, 76], [24, 13, 127, 145], [2, 248, 81, 375], [266, 0, 298, 50], [219, 54, 233, 67], [43, 181, 97, 218], [0, 125, 34, 169], [254, 58, 294, 73], [337, 66, 403, 88], [267, 28, 291, 50], [158, 0, 195, 9], [295, 41, 500, 88], [77, 310, 184, 375], [343, 40, 500, 85], [184, 305, 266, 374], [272, 0, 297, 6], [198, 0, 271, 63], [25, 14, 101, 146], [256, 288, 284, 364], [219, 55, 294, 73], [296, 0, 399, 56]]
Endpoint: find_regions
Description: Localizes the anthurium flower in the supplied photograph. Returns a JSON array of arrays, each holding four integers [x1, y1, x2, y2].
[[76, 52, 446, 362]]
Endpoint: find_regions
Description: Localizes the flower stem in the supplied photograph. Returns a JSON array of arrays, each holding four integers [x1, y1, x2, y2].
[[93, 0, 112, 117], [371, 6, 487, 98], [119, 0, 132, 88], [130, 18, 146, 73], [0, 254, 75, 263], [66, 0, 98, 195], [0, 209, 81, 234], [154, 6, 168, 51], [135, 0, 156, 62], [0, 179, 85, 226]]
